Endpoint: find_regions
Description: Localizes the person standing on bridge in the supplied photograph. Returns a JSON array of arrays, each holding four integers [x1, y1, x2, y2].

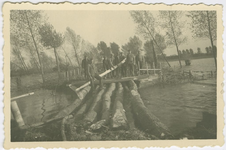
[[106, 54, 114, 78], [126, 50, 135, 76], [103, 56, 107, 71], [113, 52, 120, 78], [88, 58, 103, 93], [81, 55, 88, 79], [119, 52, 126, 77]]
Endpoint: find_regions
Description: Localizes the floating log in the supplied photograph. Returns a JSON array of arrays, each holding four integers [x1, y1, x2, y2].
[[54, 86, 91, 119], [84, 86, 106, 123], [127, 80, 172, 138], [111, 83, 127, 129], [101, 83, 116, 123]]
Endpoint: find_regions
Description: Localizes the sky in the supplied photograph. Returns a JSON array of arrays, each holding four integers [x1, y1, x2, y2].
[[45, 10, 213, 56]]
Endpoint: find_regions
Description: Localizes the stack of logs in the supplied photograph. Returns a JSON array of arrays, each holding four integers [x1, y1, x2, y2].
[[60, 80, 173, 140]]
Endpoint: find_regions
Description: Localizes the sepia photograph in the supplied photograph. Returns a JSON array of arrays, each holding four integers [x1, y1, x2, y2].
[[3, 2, 224, 149]]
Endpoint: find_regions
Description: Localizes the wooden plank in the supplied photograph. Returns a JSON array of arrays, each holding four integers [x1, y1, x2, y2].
[[139, 69, 161, 71], [69, 74, 149, 86], [11, 92, 34, 101]]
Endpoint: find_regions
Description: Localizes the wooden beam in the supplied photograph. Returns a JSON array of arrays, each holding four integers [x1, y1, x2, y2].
[[11, 92, 34, 101], [69, 58, 126, 92], [140, 69, 161, 71]]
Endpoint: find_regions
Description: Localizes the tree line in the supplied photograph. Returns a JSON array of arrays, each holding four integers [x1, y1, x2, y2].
[[10, 10, 100, 83], [10, 10, 217, 83]]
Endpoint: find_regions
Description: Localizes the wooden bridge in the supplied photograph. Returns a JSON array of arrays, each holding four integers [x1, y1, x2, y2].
[[11, 58, 215, 140]]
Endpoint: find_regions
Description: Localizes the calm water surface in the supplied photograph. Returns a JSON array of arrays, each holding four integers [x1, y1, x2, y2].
[[140, 83, 216, 135], [140, 58, 216, 135], [165, 58, 216, 71]]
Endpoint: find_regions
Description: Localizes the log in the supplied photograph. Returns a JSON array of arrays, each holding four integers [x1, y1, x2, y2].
[[111, 83, 127, 129], [54, 86, 91, 119], [101, 83, 116, 123], [73, 86, 100, 121], [122, 85, 135, 129], [127, 80, 172, 138], [84, 86, 106, 123], [61, 115, 73, 141]]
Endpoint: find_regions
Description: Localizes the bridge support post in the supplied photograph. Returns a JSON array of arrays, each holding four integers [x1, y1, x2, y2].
[[11, 101, 25, 128]]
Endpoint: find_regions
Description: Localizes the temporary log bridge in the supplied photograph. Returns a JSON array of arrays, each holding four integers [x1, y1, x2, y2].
[[11, 58, 173, 139]]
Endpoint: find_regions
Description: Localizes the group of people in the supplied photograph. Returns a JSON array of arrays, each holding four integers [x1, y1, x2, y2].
[[81, 50, 144, 91]]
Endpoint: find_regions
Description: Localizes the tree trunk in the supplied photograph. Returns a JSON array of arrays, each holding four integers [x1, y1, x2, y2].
[[26, 40, 41, 70], [144, 25, 171, 67], [54, 47, 61, 80], [207, 11, 217, 67], [24, 10, 45, 83], [169, 11, 182, 68], [84, 87, 106, 123], [151, 40, 158, 68], [101, 83, 116, 123], [73, 45, 81, 67], [62, 46, 74, 67], [17, 49, 28, 71], [122, 84, 136, 129], [127, 80, 172, 138], [111, 83, 127, 129], [13, 48, 27, 71]]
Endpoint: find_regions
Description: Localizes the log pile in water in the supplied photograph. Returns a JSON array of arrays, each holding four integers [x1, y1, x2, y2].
[[62, 79, 173, 140]]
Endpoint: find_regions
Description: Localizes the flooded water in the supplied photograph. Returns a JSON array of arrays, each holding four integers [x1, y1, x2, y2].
[[139, 83, 216, 136], [164, 58, 216, 71]]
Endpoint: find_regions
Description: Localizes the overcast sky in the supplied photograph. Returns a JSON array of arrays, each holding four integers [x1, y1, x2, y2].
[[45, 10, 213, 56]]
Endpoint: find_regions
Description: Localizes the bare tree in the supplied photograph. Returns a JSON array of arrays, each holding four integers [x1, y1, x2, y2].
[[159, 11, 187, 68], [187, 11, 217, 67], [10, 10, 46, 83], [130, 11, 171, 67]]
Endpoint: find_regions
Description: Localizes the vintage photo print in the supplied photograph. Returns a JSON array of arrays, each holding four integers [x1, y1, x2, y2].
[[3, 2, 224, 149]]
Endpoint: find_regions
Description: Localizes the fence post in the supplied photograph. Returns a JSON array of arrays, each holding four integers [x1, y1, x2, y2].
[[153, 62, 156, 75], [11, 101, 25, 127], [146, 62, 148, 75]]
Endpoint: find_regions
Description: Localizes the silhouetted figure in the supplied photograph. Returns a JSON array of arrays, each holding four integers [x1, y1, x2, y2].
[[88, 58, 103, 92], [81, 55, 88, 79], [113, 52, 120, 78], [126, 50, 135, 76]]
